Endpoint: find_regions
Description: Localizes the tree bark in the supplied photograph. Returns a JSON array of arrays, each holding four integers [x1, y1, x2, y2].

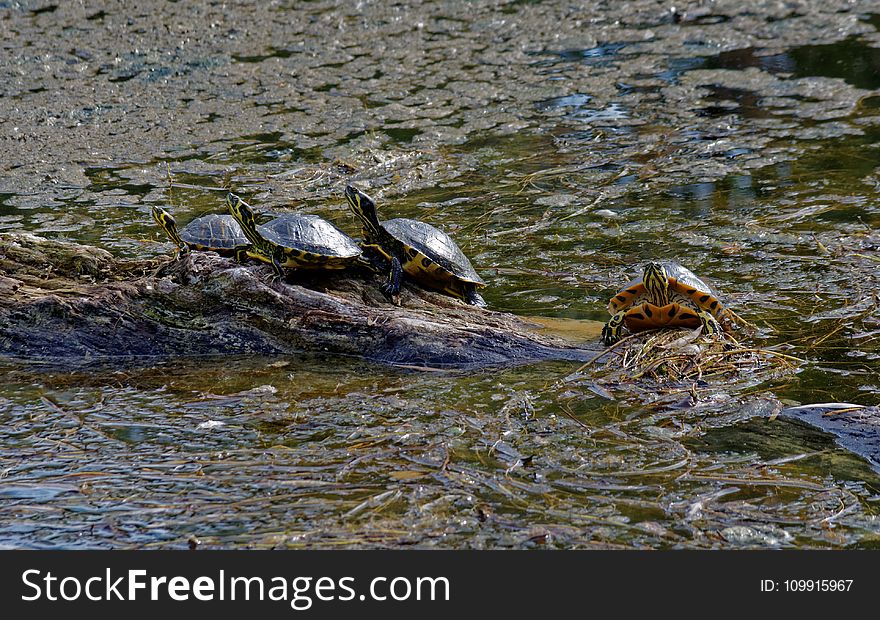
[[0, 233, 598, 368]]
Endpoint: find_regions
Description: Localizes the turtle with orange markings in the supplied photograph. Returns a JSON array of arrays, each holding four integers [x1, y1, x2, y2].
[[602, 261, 734, 345]]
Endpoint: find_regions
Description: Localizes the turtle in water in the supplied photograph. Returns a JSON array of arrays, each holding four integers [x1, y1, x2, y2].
[[602, 261, 733, 345], [151, 206, 250, 259], [226, 192, 364, 279], [344, 185, 487, 306]]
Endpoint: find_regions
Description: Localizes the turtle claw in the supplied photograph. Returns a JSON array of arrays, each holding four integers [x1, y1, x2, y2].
[[377, 255, 403, 303], [602, 311, 626, 346], [465, 290, 488, 307], [379, 282, 401, 305]]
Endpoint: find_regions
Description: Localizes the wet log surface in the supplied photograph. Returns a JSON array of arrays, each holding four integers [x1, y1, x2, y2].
[[0, 233, 598, 367]]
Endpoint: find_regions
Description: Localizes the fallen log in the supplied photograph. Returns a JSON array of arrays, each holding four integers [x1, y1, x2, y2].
[[0, 233, 599, 368]]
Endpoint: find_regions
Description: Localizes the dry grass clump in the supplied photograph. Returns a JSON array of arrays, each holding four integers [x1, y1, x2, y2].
[[568, 326, 801, 385]]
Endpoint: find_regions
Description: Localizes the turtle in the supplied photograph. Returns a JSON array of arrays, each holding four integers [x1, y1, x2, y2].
[[344, 184, 487, 306], [226, 192, 364, 279], [602, 261, 733, 345], [151, 206, 251, 259]]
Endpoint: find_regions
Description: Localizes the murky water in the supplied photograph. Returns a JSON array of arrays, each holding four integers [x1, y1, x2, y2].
[[1, 1, 879, 548]]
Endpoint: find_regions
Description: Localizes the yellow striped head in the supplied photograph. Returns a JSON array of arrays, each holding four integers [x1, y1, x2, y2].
[[344, 185, 382, 233], [227, 192, 274, 257], [643, 262, 669, 306], [151, 205, 184, 246], [151, 206, 173, 228], [226, 193, 257, 231]]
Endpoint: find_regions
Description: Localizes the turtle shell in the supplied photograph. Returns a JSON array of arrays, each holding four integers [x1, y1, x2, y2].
[[258, 214, 361, 258], [608, 261, 726, 318], [179, 214, 250, 250], [383, 217, 484, 285], [663, 262, 721, 298]]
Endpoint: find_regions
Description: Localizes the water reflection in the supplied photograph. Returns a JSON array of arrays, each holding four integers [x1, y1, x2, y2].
[[662, 35, 880, 90], [537, 94, 629, 124], [529, 43, 627, 69]]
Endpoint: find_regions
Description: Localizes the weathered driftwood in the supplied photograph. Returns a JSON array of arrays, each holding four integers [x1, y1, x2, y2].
[[0, 233, 598, 367]]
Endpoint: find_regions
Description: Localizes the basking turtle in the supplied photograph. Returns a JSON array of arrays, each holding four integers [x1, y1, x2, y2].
[[602, 261, 732, 345], [226, 193, 363, 279], [151, 206, 250, 259], [344, 185, 487, 306]]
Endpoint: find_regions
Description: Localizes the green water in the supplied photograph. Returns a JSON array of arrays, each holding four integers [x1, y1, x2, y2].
[[1, 1, 879, 548]]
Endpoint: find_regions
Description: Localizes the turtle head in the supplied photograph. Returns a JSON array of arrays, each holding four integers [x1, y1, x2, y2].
[[151, 205, 173, 227], [226, 192, 265, 248], [344, 185, 382, 233], [151, 206, 183, 246], [226, 192, 255, 229], [643, 261, 669, 306]]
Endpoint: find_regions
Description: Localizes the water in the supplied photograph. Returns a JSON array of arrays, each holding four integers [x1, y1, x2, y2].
[[1, 1, 879, 549]]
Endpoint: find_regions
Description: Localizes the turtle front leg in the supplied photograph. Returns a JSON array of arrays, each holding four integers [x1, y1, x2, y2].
[[464, 286, 487, 308], [269, 248, 286, 282], [381, 255, 403, 299], [602, 310, 627, 346], [697, 309, 722, 338], [233, 246, 252, 263], [175, 243, 190, 260]]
